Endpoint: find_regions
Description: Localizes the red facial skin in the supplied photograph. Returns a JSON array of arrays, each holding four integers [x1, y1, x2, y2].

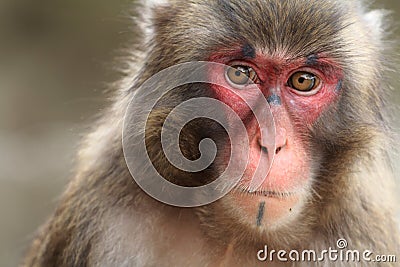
[[208, 48, 343, 228]]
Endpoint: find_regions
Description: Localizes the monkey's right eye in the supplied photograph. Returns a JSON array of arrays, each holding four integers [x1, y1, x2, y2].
[[225, 65, 258, 87]]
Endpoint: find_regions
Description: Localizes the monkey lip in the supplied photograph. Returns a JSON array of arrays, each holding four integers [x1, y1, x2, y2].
[[237, 188, 298, 199]]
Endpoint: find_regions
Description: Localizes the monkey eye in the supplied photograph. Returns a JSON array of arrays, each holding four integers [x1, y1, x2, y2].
[[225, 65, 258, 87], [288, 71, 321, 94]]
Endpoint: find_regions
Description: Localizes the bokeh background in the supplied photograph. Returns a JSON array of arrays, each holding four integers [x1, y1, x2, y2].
[[0, 1, 399, 266]]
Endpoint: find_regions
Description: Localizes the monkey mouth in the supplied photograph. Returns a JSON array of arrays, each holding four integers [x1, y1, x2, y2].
[[237, 188, 297, 198]]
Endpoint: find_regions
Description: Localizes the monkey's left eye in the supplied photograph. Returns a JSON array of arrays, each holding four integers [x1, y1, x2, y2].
[[288, 71, 321, 94], [225, 65, 258, 87]]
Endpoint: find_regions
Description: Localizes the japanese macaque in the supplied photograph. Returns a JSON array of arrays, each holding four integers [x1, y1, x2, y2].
[[23, 0, 400, 266]]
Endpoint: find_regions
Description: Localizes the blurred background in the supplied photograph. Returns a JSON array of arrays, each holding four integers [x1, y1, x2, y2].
[[0, 1, 398, 266]]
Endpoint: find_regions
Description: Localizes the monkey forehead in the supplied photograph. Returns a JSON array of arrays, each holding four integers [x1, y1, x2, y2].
[[152, 0, 383, 62]]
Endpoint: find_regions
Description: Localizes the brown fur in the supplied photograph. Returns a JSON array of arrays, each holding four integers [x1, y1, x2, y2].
[[22, 0, 399, 266]]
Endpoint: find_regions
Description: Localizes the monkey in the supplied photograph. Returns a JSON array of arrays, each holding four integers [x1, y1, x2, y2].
[[22, 0, 400, 266]]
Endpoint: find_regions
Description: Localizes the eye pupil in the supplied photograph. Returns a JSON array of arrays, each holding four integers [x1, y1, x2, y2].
[[298, 77, 305, 83], [235, 70, 242, 76]]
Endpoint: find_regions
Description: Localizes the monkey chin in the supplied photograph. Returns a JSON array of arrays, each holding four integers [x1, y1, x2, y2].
[[227, 186, 308, 231], [222, 155, 311, 231]]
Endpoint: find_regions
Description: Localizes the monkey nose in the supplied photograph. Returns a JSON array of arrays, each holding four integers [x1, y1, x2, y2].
[[259, 127, 286, 155]]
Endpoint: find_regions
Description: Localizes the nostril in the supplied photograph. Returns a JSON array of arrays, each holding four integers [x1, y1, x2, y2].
[[261, 146, 268, 154], [274, 128, 287, 155]]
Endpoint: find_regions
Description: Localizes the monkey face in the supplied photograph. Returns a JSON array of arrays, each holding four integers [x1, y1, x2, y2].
[[203, 48, 343, 230]]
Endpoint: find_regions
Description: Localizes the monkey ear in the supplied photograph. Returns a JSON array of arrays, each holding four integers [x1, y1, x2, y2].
[[362, 9, 388, 42], [363, 10, 383, 34], [144, 0, 169, 7], [137, 0, 171, 43]]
